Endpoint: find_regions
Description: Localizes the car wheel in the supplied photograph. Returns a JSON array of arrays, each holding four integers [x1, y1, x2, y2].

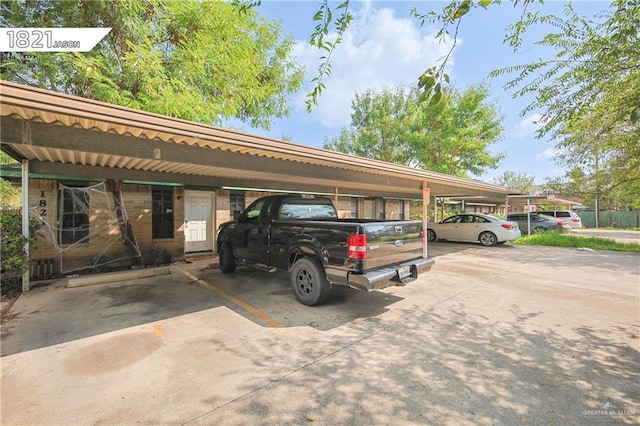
[[479, 231, 497, 247], [291, 257, 331, 306], [426, 229, 437, 242], [532, 226, 545, 234], [218, 242, 236, 273]]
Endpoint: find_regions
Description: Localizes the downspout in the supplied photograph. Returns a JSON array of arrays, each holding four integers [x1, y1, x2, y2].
[[21, 159, 30, 292]]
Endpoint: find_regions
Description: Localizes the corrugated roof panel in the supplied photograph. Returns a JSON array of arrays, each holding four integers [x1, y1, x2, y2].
[[1, 81, 515, 198]]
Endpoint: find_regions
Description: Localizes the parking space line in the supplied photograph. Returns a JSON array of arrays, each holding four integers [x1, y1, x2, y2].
[[172, 266, 284, 328]]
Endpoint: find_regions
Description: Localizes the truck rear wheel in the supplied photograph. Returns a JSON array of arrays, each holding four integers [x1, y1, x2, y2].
[[219, 242, 236, 273], [291, 257, 330, 306]]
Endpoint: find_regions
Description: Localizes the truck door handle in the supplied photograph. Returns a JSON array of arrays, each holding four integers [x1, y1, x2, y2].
[[252, 228, 258, 234]]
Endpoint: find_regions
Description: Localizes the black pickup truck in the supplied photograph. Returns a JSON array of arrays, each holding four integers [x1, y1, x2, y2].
[[216, 194, 434, 306]]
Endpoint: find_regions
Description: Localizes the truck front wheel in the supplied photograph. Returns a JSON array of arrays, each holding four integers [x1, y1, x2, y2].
[[219, 242, 236, 273], [291, 257, 331, 306]]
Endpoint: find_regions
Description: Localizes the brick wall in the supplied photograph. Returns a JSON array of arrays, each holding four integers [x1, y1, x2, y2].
[[27, 179, 184, 275]]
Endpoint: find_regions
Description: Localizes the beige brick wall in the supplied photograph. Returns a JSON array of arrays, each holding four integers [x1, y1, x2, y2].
[[26, 182, 416, 274], [27, 180, 184, 275]]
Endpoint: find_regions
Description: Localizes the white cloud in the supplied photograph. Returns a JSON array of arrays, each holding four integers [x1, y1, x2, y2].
[[292, 4, 455, 129], [512, 113, 544, 139], [536, 147, 559, 160]]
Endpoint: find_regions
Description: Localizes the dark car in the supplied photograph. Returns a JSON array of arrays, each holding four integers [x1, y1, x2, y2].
[[507, 213, 571, 234]]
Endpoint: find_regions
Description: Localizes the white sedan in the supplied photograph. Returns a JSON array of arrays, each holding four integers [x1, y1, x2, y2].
[[427, 213, 521, 246]]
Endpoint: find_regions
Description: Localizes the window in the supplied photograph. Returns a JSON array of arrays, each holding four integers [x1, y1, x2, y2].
[[350, 199, 358, 218], [58, 186, 89, 245], [230, 192, 245, 220], [443, 215, 462, 224], [152, 187, 174, 239], [243, 199, 265, 221], [378, 200, 385, 220], [279, 200, 337, 220]]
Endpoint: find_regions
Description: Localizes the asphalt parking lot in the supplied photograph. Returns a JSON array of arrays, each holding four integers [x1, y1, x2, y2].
[[1, 241, 639, 425]]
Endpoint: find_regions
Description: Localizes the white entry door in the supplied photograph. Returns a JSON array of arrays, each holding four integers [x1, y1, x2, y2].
[[184, 191, 214, 253]]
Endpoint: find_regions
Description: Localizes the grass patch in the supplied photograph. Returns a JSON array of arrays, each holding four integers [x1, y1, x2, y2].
[[515, 233, 640, 253]]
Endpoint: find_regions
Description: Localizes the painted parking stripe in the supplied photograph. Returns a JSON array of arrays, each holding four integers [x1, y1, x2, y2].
[[173, 266, 284, 328]]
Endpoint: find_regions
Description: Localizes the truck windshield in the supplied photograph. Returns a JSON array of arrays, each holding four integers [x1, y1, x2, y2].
[[279, 200, 337, 220]]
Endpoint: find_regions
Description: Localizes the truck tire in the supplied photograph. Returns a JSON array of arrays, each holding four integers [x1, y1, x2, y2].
[[219, 242, 236, 273], [291, 257, 331, 306]]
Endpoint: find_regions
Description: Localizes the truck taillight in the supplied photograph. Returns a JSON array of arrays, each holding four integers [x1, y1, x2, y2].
[[348, 234, 367, 260]]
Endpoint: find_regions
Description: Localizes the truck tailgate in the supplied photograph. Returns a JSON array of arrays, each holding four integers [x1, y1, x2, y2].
[[363, 221, 423, 270]]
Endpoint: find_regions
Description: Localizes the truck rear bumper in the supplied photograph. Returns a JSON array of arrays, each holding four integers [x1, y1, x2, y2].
[[346, 257, 435, 291]]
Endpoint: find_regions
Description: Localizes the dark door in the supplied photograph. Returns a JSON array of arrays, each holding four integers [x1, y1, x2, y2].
[[233, 198, 272, 264]]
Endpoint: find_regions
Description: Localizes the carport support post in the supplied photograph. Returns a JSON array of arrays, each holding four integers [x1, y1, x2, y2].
[[21, 159, 30, 292], [333, 187, 339, 211], [422, 184, 430, 258], [526, 198, 531, 236]]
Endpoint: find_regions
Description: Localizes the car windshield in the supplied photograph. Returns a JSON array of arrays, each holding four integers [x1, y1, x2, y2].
[[484, 214, 504, 222]]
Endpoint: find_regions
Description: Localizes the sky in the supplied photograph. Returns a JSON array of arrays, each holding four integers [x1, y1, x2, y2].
[[230, 0, 609, 185]]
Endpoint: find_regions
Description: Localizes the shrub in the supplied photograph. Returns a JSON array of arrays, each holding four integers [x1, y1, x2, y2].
[[1, 212, 40, 294]]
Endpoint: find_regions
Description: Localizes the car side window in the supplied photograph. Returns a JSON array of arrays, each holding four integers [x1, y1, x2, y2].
[[475, 216, 490, 223], [443, 215, 461, 224]]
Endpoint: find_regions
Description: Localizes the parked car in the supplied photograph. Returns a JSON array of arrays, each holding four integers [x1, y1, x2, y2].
[[536, 210, 583, 228], [507, 213, 572, 234], [426, 213, 521, 246]]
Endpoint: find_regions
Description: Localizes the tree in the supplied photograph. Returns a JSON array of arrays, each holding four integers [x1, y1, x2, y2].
[[323, 84, 504, 177], [545, 107, 640, 210], [323, 87, 413, 164], [492, 171, 535, 192], [492, 0, 640, 134], [0, 0, 303, 129], [0, 153, 21, 208], [0, 0, 304, 268], [491, 0, 640, 209]]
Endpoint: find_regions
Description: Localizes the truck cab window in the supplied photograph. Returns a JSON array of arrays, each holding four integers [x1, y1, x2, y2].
[[243, 200, 265, 222]]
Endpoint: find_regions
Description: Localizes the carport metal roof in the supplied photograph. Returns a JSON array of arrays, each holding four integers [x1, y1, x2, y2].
[[0, 81, 511, 200]]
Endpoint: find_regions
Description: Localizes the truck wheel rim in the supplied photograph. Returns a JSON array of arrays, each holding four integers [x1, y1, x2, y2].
[[296, 270, 313, 294]]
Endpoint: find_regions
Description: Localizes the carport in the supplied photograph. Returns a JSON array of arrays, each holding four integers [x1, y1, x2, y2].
[[0, 81, 512, 288]]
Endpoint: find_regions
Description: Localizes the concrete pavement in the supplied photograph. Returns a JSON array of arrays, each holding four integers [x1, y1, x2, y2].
[[1, 243, 639, 425]]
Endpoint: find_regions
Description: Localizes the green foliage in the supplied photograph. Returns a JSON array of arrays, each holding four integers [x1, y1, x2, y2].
[[515, 233, 640, 253], [306, 0, 353, 112], [0, 213, 41, 288], [324, 84, 504, 177], [0, 0, 303, 130], [0, 153, 21, 208], [410, 0, 542, 105], [544, 102, 640, 210], [493, 1, 640, 136], [492, 171, 535, 192], [488, 0, 640, 210]]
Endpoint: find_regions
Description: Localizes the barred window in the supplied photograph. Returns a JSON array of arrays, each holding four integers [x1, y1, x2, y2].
[[230, 192, 245, 220], [152, 187, 174, 239]]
